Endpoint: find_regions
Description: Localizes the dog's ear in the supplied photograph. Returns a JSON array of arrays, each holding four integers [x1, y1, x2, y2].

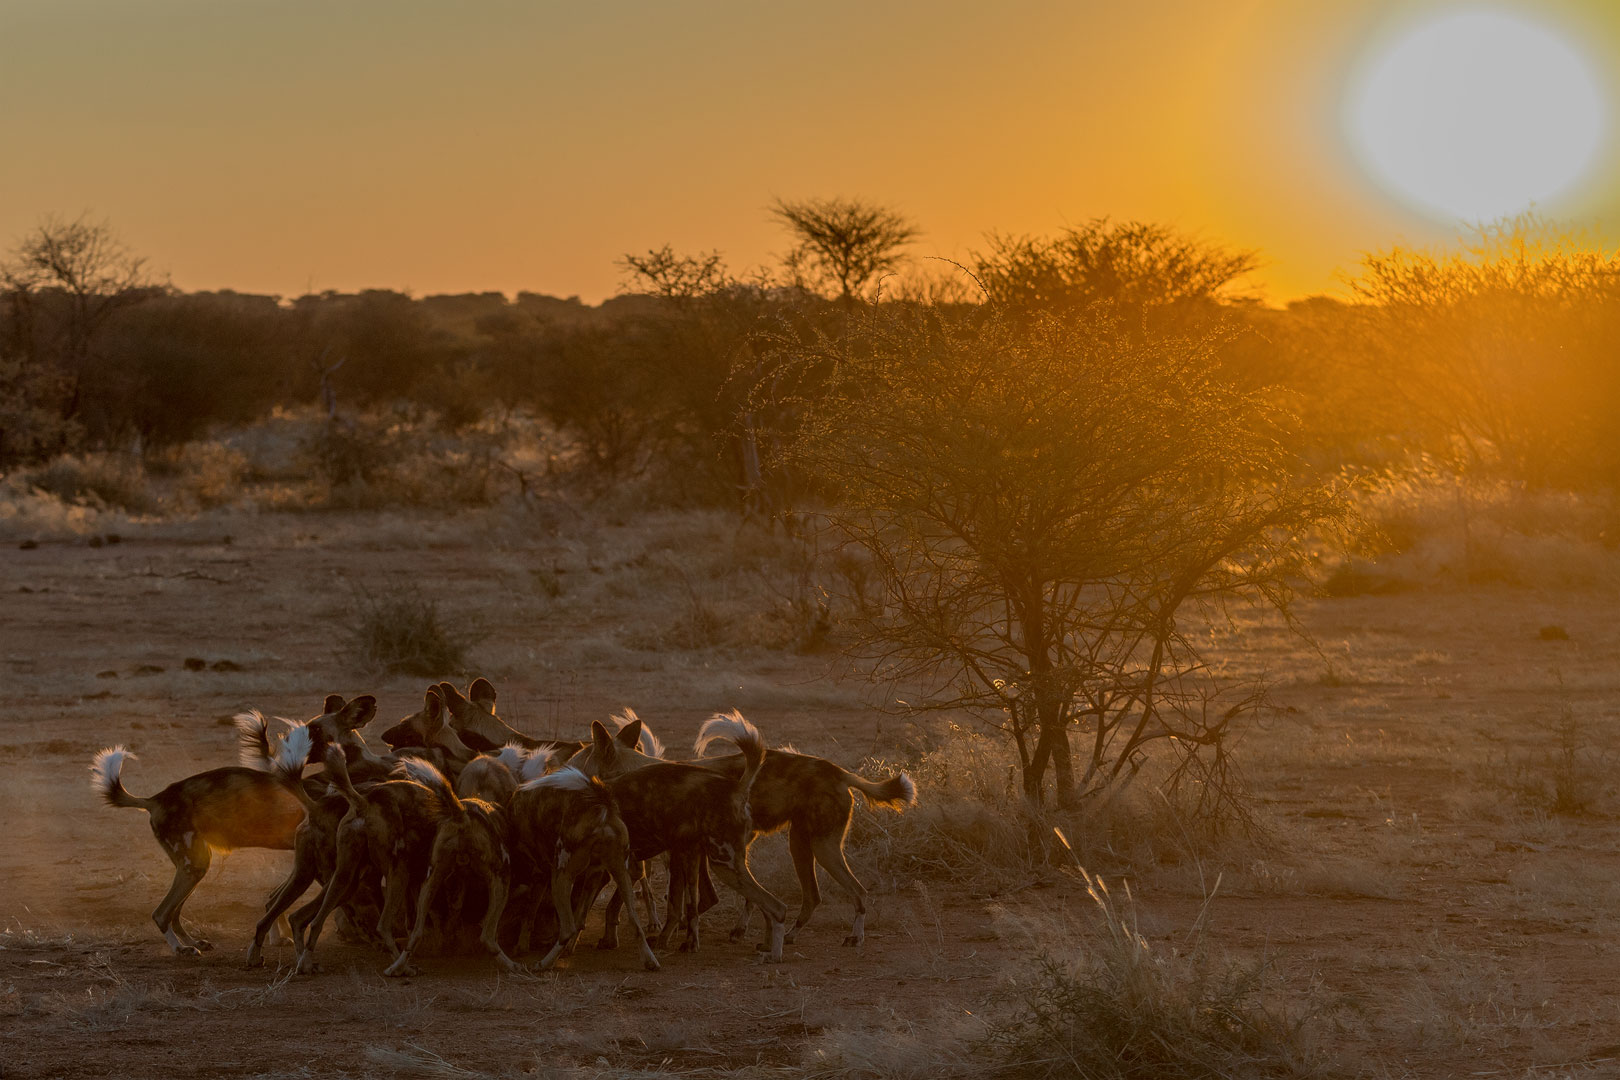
[[615, 717, 643, 749], [438, 681, 468, 716], [421, 694, 445, 740], [591, 720, 617, 766], [337, 695, 377, 730], [469, 678, 497, 709], [322, 694, 346, 716]]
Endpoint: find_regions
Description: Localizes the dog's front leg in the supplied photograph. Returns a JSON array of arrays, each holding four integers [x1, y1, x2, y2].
[[535, 866, 578, 971], [384, 863, 442, 977]]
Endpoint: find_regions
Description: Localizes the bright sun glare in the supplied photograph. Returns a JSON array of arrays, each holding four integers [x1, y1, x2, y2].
[[1346, 9, 1606, 223]]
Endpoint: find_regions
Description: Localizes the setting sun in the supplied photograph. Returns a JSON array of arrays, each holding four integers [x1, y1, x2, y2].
[[1346, 9, 1607, 222]]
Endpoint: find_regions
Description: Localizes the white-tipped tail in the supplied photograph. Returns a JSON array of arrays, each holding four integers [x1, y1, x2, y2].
[[519, 747, 555, 782], [612, 708, 666, 759], [495, 743, 527, 774], [234, 710, 273, 771], [90, 746, 149, 809], [693, 710, 762, 758], [274, 723, 313, 778], [519, 764, 591, 793]]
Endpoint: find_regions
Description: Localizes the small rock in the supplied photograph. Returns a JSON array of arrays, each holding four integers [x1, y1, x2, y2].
[[1538, 625, 1570, 641], [105, 533, 122, 545], [88, 536, 104, 549], [183, 657, 208, 672], [210, 659, 245, 673], [96, 670, 119, 680], [17, 539, 38, 550], [84, 690, 115, 701], [131, 664, 165, 677], [222, 535, 233, 546], [17, 586, 32, 594]]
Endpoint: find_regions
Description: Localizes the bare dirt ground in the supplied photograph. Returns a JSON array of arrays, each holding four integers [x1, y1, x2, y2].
[[1, 508, 1617, 1078]]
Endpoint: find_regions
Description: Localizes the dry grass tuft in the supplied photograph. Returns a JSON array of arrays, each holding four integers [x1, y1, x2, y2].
[[346, 584, 473, 677]]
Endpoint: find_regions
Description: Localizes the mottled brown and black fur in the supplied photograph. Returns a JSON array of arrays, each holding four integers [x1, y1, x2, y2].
[[437, 678, 584, 762], [379, 687, 478, 769], [511, 766, 660, 972], [294, 746, 442, 974], [383, 759, 521, 977], [586, 715, 788, 961], [87, 695, 374, 957], [694, 741, 915, 947]]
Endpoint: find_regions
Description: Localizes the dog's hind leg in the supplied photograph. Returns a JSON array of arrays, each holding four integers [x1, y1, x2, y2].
[[811, 834, 869, 947], [384, 861, 446, 977], [249, 854, 317, 967], [784, 827, 821, 945], [536, 866, 579, 971], [152, 836, 212, 956], [477, 874, 521, 974], [374, 857, 413, 962], [710, 851, 787, 962], [611, 859, 660, 972]]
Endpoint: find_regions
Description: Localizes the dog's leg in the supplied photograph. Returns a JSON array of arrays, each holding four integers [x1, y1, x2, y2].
[[811, 835, 869, 947], [296, 847, 360, 974], [152, 837, 212, 956], [375, 857, 413, 962], [784, 826, 820, 945], [597, 878, 624, 950], [655, 855, 685, 950], [711, 851, 786, 962], [478, 873, 521, 974], [611, 859, 660, 972], [250, 852, 317, 967], [385, 861, 445, 977], [536, 864, 578, 971]]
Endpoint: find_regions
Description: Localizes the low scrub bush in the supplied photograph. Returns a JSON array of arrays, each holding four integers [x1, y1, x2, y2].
[[346, 585, 471, 677], [26, 453, 156, 514]]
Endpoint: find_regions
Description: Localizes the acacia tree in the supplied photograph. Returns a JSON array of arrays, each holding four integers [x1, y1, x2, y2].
[[773, 301, 1343, 810], [771, 197, 918, 304]]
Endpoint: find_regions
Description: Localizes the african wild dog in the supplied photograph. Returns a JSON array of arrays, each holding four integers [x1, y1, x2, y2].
[[382, 759, 521, 977], [583, 712, 789, 961], [693, 716, 915, 947], [293, 745, 442, 974], [88, 695, 372, 956], [512, 764, 661, 972], [436, 678, 584, 761]]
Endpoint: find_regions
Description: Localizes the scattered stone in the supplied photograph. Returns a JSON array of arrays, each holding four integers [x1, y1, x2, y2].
[[222, 535, 234, 546], [17, 586, 32, 594], [96, 670, 118, 679], [84, 690, 115, 701], [210, 659, 245, 672], [131, 664, 165, 677], [183, 657, 208, 671], [17, 540, 38, 550], [88, 536, 104, 549], [105, 533, 122, 545], [1538, 625, 1570, 641]]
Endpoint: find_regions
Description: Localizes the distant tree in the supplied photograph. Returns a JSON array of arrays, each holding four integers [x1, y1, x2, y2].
[[972, 219, 1256, 329], [1, 215, 162, 443], [774, 300, 1343, 810], [770, 197, 919, 304]]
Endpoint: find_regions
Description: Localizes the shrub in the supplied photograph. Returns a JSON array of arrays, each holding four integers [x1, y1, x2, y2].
[[346, 586, 471, 677], [26, 453, 156, 513]]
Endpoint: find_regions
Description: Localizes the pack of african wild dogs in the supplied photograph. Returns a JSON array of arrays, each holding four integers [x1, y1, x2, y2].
[[88, 679, 917, 977]]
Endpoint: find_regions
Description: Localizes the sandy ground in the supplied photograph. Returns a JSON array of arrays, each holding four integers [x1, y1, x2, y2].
[[2, 510, 1618, 1078]]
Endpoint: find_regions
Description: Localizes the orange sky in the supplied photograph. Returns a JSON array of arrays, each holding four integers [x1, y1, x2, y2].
[[2, 0, 1616, 304]]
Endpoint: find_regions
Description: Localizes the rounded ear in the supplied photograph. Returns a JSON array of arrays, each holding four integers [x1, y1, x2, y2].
[[616, 718, 644, 749], [322, 694, 346, 715], [469, 678, 497, 707], [422, 704, 444, 741], [438, 681, 467, 712], [423, 688, 442, 719], [339, 694, 377, 730]]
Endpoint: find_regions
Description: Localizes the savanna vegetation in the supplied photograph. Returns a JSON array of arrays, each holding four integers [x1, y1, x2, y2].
[[3, 203, 1618, 1078]]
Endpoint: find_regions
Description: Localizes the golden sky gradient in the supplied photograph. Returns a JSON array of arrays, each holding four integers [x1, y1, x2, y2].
[[3, 0, 1617, 304]]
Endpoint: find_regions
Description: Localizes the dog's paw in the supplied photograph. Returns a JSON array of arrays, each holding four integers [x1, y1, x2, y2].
[[175, 944, 203, 958], [728, 927, 748, 943], [643, 956, 662, 972], [382, 961, 418, 978], [192, 938, 214, 953], [783, 930, 799, 946], [596, 935, 618, 951], [842, 934, 862, 947], [244, 950, 264, 969]]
